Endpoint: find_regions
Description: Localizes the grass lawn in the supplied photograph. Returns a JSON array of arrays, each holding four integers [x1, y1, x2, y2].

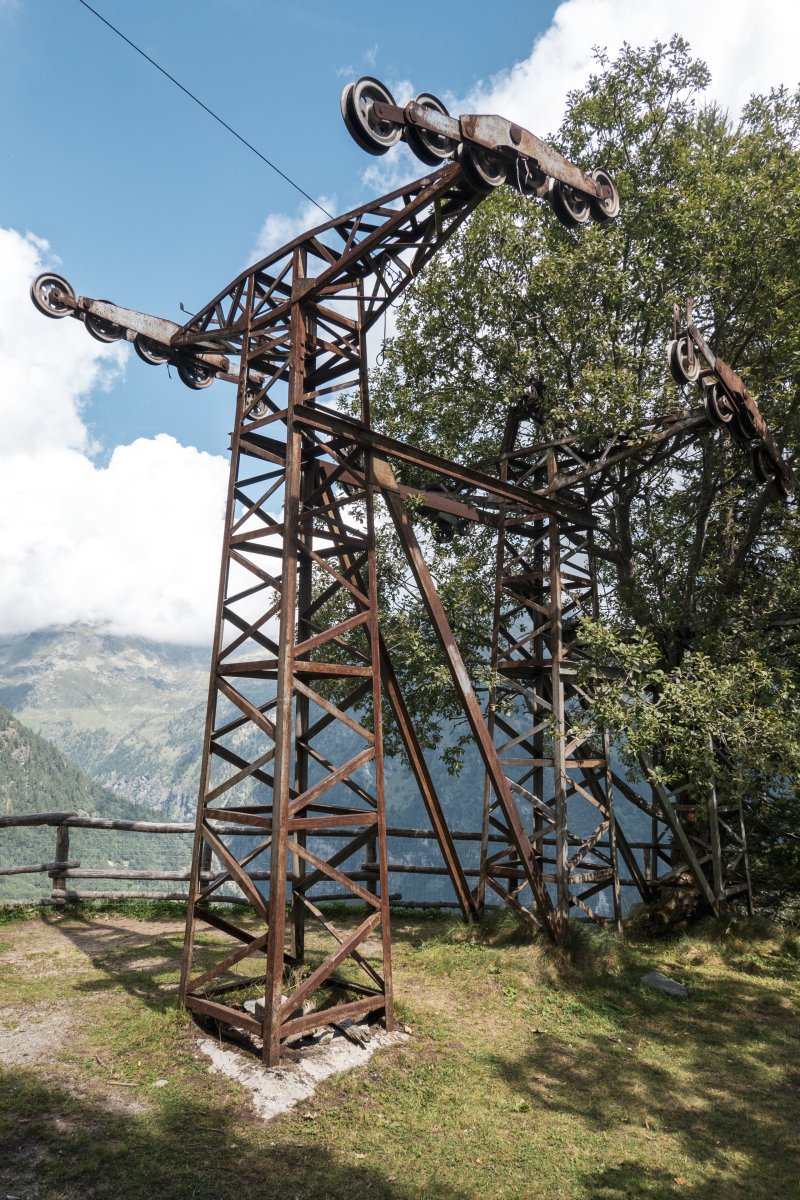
[[0, 901, 798, 1200]]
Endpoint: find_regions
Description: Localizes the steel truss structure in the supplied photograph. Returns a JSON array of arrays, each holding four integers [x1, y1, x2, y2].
[[30, 85, 790, 1062], [475, 404, 757, 932]]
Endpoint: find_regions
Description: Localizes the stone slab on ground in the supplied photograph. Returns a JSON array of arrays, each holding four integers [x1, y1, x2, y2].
[[641, 970, 690, 998]]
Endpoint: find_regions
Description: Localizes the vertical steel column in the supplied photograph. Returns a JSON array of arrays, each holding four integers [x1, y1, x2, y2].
[[602, 734, 623, 933], [477, 423, 629, 930], [360, 316, 394, 1026], [478, 496, 508, 913], [587, 513, 623, 935], [546, 451, 570, 927], [263, 251, 307, 1066], [531, 524, 546, 882], [291, 258, 313, 964]]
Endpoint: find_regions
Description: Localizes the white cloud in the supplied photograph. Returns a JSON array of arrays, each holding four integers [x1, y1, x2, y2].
[[0, 438, 229, 643], [468, 0, 799, 136], [358, 0, 798, 198], [361, 142, 423, 197], [0, 228, 230, 645], [0, 229, 126, 455], [249, 195, 337, 264]]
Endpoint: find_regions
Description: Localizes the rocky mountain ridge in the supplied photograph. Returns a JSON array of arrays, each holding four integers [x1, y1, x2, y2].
[[0, 625, 210, 819]]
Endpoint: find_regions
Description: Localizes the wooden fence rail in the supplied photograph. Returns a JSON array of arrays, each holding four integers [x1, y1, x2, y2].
[[0, 811, 641, 909]]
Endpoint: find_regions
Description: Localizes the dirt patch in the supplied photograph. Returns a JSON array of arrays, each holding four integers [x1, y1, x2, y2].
[[87, 1083, 148, 1117], [49, 914, 185, 957], [0, 1138, 49, 1200], [2, 914, 184, 961], [123, 954, 178, 974], [0, 1003, 73, 1067], [357, 937, 385, 958], [0, 1002, 147, 1117]]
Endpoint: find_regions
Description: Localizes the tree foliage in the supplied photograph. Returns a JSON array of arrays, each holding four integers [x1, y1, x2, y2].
[[366, 37, 800, 908]]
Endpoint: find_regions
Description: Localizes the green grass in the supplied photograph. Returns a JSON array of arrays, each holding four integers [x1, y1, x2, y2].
[[1, 904, 798, 1200], [0, 898, 193, 926]]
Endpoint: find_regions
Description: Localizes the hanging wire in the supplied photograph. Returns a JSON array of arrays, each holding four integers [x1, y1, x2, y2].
[[74, 0, 334, 220]]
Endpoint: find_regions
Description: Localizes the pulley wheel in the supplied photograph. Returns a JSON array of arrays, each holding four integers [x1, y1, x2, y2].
[[548, 178, 591, 228], [340, 83, 380, 155], [702, 379, 734, 425], [30, 272, 76, 318], [455, 141, 507, 193], [588, 167, 621, 221], [177, 357, 215, 390], [85, 309, 126, 343], [405, 92, 456, 164], [248, 394, 268, 418], [667, 336, 701, 386], [342, 77, 402, 156], [750, 443, 774, 484], [134, 334, 171, 366]]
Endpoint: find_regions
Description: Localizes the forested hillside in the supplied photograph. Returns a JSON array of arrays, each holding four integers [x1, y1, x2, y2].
[[0, 706, 193, 899], [0, 625, 209, 819]]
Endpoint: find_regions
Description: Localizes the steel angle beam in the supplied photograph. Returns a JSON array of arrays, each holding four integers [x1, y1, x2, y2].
[[294, 404, 599, 528]]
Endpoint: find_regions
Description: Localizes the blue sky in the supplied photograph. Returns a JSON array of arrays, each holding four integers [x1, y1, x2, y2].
[[0, 0, 561, 456], [0, 0, 796, 643]]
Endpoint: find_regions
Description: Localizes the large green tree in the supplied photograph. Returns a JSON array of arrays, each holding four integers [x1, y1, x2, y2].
[[365, 37, 800, 911]]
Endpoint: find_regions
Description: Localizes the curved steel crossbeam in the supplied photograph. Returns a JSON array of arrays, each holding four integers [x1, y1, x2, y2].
[[172, 164, 478, 364], [29, 163, 481, 394]]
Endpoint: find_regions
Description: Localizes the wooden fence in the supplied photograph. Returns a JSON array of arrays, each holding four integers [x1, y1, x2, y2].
[[0, 811, 490, 910], [0, 811, 646, 910]]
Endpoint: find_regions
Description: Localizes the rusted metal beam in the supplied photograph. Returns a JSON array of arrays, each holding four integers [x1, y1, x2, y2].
[[294, 404, 598, 527], [376, 457, 564, 942], [312, 472, 478, 923], [371, 101, 610, 200]]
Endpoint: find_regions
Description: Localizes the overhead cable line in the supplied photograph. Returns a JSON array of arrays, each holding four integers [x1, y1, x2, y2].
[[75, 0, 333, 220]]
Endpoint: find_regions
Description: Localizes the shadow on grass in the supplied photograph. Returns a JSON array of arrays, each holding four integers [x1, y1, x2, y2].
[[576, 1163, 704, 1199], [486, 929, 800, 1200], [36, 907, 189, 1014], [13, 905, 800, 1199], [36, 903, 450, 1017], [0, 1067, 461, 1200]]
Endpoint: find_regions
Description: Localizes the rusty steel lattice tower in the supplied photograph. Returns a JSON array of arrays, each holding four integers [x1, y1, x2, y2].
[[29, 77, 791, 1063], [173, 165, 487, 1060], [478, 400, 624, 931]]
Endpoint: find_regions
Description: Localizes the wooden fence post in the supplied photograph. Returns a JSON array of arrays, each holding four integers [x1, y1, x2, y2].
[[51, 822, 70, 901]]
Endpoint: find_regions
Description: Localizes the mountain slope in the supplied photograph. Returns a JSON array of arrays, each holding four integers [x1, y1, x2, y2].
[[0, 625, 210, 819], [0, 706, 193, 900]]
